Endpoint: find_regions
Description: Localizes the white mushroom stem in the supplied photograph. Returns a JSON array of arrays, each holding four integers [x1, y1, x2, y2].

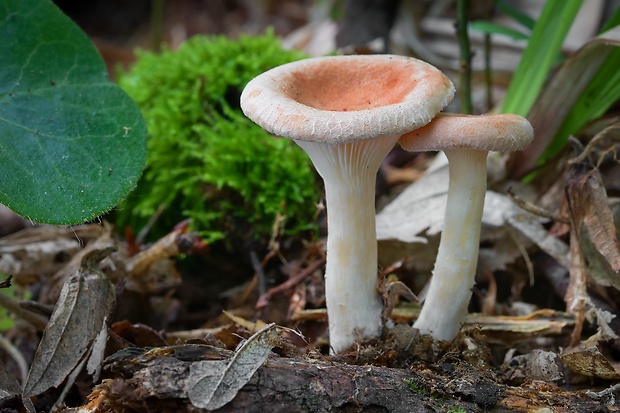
[[413, 148, 488, 341], [296, 135, 399, 354]]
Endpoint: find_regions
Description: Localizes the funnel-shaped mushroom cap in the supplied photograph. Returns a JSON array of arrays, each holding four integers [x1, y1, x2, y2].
[[400, 113, 534, 152], [240, 55, 455, 144]]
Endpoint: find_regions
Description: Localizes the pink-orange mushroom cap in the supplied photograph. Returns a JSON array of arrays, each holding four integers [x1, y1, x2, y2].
[[400, 113, 534, 152], [241, 55, 454, 353], [400, 113, 534, 341], [241, 55, 454, 143]]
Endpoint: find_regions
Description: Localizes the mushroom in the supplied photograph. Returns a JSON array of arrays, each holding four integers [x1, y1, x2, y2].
[[240, 55, 454, 353], [399, 113, 534, 341]]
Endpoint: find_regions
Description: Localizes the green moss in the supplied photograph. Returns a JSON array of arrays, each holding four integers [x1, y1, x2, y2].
[[403, 378, 430, 396], [117, 31, 320, 244]]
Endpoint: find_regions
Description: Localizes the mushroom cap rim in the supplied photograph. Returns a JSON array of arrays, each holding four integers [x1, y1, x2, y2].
[[240, 54, 456, 144], [399, 113, 535, 153]]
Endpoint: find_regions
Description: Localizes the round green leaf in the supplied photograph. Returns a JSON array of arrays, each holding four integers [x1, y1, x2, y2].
[[0, 0, 147, 224]]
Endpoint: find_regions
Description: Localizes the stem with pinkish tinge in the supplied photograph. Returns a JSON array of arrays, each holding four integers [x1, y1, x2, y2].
[[413, 148, 487, 340], [296, 135, 399, 353]]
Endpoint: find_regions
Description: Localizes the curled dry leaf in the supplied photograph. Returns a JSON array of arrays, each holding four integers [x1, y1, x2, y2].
[[564, 141, 620, 344], [584, 306, 618, 344], [381, 278, 418, 322], [86, 320, 110, 382], [188, 323, 278, 410], [23, 246, 116, 397], [566, 149, 620, 273]]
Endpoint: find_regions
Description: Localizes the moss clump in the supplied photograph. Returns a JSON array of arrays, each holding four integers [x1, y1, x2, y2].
[[117, 31, 320, 244]]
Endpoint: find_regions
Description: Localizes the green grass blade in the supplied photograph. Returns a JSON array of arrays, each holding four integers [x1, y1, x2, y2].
[[600, 7, 620, 33], [506, 26, 620, 177], [544, 47, 620, 158], [500, 0, 584, 116], [470, 21, 530, 41]]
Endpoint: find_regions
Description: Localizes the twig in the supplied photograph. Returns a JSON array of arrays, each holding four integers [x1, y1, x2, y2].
[[135, 203, 167, 247], [568, 122, 620, 166], [586, 382, 620, 404], [506, 187, 569, 224], [249, 251, 267, 297], [0, 274, 12, 289], [0, 293, 48, 331], [507, 226, 535, 286], [255, 258, 326, 310], [241, 211, 289, 304]]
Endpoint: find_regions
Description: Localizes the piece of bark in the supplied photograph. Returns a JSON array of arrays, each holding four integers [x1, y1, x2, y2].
[[75, 354, 478, 413], [66, 342, 611, 413]]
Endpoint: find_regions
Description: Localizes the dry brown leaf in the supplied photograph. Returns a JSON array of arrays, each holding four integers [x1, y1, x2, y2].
[[223, 310, 268, 333], [561, 345, 620, 380], [188, 323, 278, 410], [0, 274, 12, 289], [566, 161, 620, 272], [465, 311, 573, 346], [581, 229, 620, 290], [563, 143, 620, 345], [23, 247, 117, 397]]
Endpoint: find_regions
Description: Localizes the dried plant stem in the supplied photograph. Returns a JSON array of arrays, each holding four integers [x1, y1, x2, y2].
[[484, 33, 493, 111], [0, 334, 29, 386], [457, 0, 473, 114]]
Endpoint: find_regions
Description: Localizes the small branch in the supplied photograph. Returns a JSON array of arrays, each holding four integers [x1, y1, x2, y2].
[[506, 187, 569, 224], [586, 382, 620, 404], [0, 334, 29, 386], [0, 274, 12, 289], [0, 293, 48, 331], [255, 258, 326, 310]]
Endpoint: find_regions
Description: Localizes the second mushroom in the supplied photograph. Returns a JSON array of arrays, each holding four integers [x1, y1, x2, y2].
[[399, 113, 534, 341], [241, 55, 454, 353]]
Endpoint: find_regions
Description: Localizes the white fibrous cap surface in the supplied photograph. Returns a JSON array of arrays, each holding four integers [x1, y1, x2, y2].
[[240, 55, 455, 144]]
